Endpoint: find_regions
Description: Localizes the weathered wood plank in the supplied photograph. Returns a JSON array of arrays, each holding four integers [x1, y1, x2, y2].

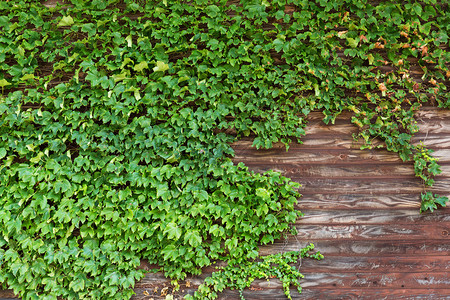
[[229, 109, 450, 148], [298, 108, 450, 122], [292, 224, 449, 240], [233, 148, 450, 164], [133, 286, 450, 300], [296, 255, 450, 273], [297, 288, 450, 300], [298, 194, 423, 209], [300, 272, 450, 289], [137, 255, 450, 284], [135, 271, 450, 294], [297, 178, 450, 194], [296, 209, 450, 224], [259, 240, 450, 257], [240, 163, 450, 179], [300, 193, 426, 209], [0, 289, 17, 299], [131, 287, 450, 300], [233, 135, 450, 151]]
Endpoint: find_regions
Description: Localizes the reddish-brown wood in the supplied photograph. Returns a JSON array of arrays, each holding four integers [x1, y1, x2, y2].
[[1, 107, 448, 300]]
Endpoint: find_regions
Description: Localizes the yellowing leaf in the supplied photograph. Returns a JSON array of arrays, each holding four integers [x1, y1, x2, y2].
[[346, 37, 358, 48], [0, 79, 11, 87], [30, 152, 44, 164], [153, 61, 169, 72], [256, 188, 270, 200], [0, 148, 6, 159], [57, 16, 74, 27], [112, 73, 128, 82], [126, 35, 132, 47], [134, 61, 148, 72], [21, 74, 35, 81]]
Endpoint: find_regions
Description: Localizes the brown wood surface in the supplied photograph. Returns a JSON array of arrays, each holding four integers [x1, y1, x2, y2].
[[131, 107, 449, 299], [1, 109, 449, 299]]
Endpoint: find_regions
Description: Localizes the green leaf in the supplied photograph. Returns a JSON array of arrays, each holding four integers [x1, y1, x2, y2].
[[419, 22, 432, 35], [256, 188, 270, 200], [0, 79, 11, 87], [412, 3, 423, 16], [69, 278, 85, 292], [126, 35, 133, 47], [57, 16, 74, 27], [153, 61, 169, 72], [346, 38, 358, 48], [0, 148, 6, 159], [205, 5, 220, 18], [164, 223, 182, 240], [134, 61, 148, 72], [21, 74, 35, 81], [184, 230, 202, 247], [30, 152, 44, 164], [434, 196, 448, 207]]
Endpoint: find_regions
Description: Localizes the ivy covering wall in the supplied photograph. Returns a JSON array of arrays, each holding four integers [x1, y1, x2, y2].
[[0, 0, 449, 299]]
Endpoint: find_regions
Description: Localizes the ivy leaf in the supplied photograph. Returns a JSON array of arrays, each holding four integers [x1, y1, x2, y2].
[[126, 35, 133, 47], [0, 148, 6, 159], [69, 277, 85, 292], [412, 3, 423, 16], [434, 196, 448, 207], [346, 38, 359, 48], [164, 223, 182, 240], [153, 61, 169, 72], [30, 152, 44, 164], [205, 5, 220, 18], [184, 230, 202, 247], [161, 245, 178, 261], [209, 224, 223, 237], [134, 61, 148, 72], [419, 22, 432, 35], [57, 16, 74, 27], [0, 79, 10, 87], [428, 162, 441, 176], [256, 188, 270, 200]]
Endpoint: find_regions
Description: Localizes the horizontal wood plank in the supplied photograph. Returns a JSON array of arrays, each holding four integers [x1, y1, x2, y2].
[[296, 288, 450, 300], [240, 163, 450, 179], [234, 148, 450, 164], [297, 193, 423, 209], [233, 135, 450, 151], [259, 240, 450, 257], [297, 255, 450, 273], [132, 271, 450, 299], [293, 224, 449, 240], [131, 287, 450, 300], [297, 178, 450, 194], [296, 209, 450, 224]]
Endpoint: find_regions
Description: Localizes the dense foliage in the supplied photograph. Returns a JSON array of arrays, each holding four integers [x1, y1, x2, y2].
[[0, 0, 448, 299]]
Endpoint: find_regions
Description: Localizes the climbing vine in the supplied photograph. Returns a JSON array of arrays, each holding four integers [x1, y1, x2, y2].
[[0, 0, 448, 299]]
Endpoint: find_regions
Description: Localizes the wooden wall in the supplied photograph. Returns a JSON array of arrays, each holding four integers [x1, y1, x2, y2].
[[131, 107, 450, 299], [1, 108, 449, 300]]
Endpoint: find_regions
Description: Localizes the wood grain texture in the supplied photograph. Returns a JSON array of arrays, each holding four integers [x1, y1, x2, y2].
[[131, 287, 450, 300], [137, 107, 450, 299], [298, 194, 424, 209], [292, 224, 449, 240], [234, 148, 450, 164], [240, 163, 450, 179], [297, 178, 450, 194], [2, 108, 449, 300], [259, 240, 450, 257], [296, 209, 450, 224]]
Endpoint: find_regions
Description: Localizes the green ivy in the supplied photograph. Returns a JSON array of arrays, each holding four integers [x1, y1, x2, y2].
[[187, 243, 323, 300], [0, 0, 449, 299]]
